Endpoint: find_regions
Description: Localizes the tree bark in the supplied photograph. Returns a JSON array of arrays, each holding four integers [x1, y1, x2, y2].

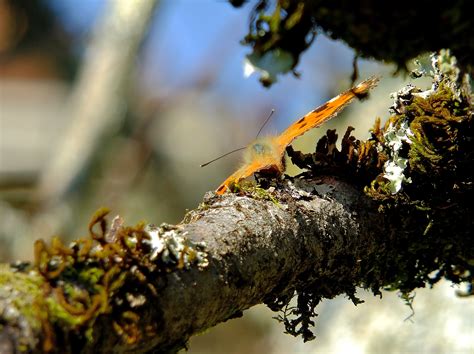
[[1, 172, 470, 353], [0, 177, 387, 353]]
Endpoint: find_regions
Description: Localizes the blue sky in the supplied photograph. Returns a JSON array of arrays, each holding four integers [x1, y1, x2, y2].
[[46, 0, 384, 133]]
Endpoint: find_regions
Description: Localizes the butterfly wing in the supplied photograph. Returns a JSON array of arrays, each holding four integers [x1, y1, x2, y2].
[[215, 76, 379, 195], [216, 158, 280, 195], [216, 165, 251, 194], [275, 76, 379, 152]]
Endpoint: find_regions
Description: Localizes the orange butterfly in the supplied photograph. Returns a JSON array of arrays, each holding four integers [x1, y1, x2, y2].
[[216, 76, 379, 194]]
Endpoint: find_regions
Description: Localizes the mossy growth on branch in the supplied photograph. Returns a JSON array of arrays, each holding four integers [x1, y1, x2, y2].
[[364, 50, 473, 294], [271, 50, 473, 342], [1, 208, 208, 352]]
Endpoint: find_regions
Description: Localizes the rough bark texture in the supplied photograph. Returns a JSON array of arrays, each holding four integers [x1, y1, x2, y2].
[[1, 171, 471, 353], [0, 177, 391, 353]]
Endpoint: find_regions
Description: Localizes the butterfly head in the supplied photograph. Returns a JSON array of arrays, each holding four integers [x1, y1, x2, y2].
[[241, 136, 286, 176], [244, 136, 280, 162]]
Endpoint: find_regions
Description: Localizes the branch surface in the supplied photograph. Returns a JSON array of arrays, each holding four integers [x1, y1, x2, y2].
[[0, 177, 393, 353], [2, 171, 471, 353]]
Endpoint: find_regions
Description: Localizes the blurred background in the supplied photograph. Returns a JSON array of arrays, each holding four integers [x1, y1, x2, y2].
[[0, 0, 471, 352]]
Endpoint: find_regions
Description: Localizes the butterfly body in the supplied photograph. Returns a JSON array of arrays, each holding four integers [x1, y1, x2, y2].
[[216, 76, 379, 194], [245, 137, 281, 165], [216, 136, 284, 194]]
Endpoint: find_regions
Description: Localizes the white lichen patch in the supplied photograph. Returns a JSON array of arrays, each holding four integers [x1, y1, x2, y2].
[[389, 84, 420, 114], [144, 225, 209, 270], [384, 121, 413, 152], [408, 50, 460, 102], [383, 159, 412, 194], [382, 121, 413, 194]]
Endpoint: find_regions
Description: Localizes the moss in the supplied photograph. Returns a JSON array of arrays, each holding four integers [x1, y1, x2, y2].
[[269, 51, 473, 342], [358, 52, 472, 298], [227, 180, 281, 206], [5, 208, 208, 352], [0, 266, 54, 352], [367, 52, 472, 205]]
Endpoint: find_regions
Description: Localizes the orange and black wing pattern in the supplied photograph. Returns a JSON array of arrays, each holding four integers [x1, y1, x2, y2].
[[216, 76, 379, 194], [275, 76, 379, 154]]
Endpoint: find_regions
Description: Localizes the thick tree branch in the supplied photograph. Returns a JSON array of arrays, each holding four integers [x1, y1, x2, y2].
[[0, 177, 402, 353], [1, 173, 471, 353]]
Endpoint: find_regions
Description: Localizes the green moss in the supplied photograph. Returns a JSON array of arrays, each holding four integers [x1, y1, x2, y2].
[[78, 267, 105, 286], [0, 266, 53, 351], [45, 296, 85, 328], [229, 180, 281, 206], [270, 51, 473, 342], [366, 51, 472, 205], [0, 267, 44, 324], [361, 53, 473, 295], [23, 208, 208, 350]]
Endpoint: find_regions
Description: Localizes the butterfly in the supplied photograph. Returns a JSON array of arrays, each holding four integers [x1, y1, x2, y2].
[[215, 76, 380, 194]]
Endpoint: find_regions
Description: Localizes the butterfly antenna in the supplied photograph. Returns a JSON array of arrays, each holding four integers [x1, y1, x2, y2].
[[201, 109, 275, 168], [200, 147, 247, 167], [255, 108, 275, 138]]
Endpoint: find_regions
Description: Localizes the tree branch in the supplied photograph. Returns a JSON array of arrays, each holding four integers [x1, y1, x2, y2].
[[1, 172, 471, 353], [0, 177, 399, 353], [234, 0, 474, 85]]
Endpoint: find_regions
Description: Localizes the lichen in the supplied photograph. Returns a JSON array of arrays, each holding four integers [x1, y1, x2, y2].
[[144, 224, 208, 270], [366, 50, 473, 206], [222, 179, 282, 206], [381, 120, 413, 193]]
